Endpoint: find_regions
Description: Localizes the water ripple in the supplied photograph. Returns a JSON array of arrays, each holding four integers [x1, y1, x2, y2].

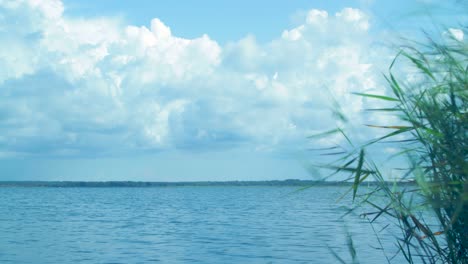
[[0, 186, 409, 263]]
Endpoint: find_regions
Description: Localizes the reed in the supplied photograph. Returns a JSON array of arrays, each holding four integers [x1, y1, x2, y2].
[[313, 32, 467, 263]]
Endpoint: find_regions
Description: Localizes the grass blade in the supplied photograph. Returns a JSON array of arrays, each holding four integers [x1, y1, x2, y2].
[[352, 92, 400, 102]]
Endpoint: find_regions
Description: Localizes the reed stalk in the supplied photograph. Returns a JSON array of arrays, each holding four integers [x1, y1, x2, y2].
[[313, 32, 467, 263]]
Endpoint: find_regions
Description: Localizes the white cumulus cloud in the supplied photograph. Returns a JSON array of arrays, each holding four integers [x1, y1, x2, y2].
[[0, 1, 392, 158], [448, 28, 464, 41]]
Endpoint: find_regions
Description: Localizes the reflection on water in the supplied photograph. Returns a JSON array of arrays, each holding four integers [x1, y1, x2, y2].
[[0, 186, 408, 263]]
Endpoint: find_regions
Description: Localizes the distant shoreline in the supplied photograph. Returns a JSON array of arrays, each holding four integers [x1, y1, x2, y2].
[[0, 180, 414, 188]]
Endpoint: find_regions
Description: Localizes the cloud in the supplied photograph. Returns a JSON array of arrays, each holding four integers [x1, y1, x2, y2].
[[448, 28, 464, 41], [0, 1, 393, 158]]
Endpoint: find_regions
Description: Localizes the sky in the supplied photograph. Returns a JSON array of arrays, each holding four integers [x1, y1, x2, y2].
[[0, 0, 466, 181]]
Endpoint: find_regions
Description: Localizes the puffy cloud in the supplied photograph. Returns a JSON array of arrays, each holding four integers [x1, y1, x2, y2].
[[336, 8, 369, 31], [306, 9, 328, 25], [448, 28, 464, 41], [0, 1, 392, 158]]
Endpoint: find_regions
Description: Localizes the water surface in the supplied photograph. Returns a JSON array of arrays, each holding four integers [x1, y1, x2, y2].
[[0, 186, 405, 263]]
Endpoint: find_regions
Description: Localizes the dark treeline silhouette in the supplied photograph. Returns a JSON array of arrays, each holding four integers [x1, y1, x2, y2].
[[0, 180, 413, 188]]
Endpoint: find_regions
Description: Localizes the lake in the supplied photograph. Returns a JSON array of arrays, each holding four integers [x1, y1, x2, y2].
[[0, 186, 407, 263]]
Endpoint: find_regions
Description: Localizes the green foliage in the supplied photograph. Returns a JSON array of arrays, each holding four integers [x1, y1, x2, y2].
[[314, 33, 467, 263]]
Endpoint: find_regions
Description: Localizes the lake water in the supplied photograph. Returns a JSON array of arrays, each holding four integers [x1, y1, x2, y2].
[[0, 186, 408, 263]]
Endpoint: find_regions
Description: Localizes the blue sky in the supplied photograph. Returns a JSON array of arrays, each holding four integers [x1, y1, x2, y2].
[[62, 0, 370, 42], [60, 0, 461, 43], [0, 0, 465, 181]]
